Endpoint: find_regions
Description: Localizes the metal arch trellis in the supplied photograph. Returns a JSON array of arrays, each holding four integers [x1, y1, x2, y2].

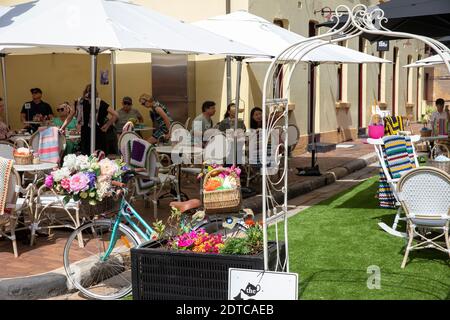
[[260, 4, 450, 272]]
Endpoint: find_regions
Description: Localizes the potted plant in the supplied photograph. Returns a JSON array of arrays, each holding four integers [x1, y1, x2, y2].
[[420, 105, 434, 137], [131, 204, 285, 300]]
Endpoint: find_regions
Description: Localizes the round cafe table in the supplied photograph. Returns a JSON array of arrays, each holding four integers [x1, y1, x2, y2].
[[13, 161, 58, 185]]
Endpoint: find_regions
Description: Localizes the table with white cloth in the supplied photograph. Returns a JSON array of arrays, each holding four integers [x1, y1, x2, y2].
[[155, 145, 204, 200]]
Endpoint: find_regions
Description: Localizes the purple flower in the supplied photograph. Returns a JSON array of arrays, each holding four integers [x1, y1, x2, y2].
[[86, 172, 96, 188], [44, 175, 54, 188]]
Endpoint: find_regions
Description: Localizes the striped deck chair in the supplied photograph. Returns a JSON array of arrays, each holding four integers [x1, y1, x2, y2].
[[368, 134, 421, 238], [384, 116, 405, 136]]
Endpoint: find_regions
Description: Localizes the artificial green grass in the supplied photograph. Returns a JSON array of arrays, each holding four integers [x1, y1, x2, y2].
[[269, 177, 450, 300]]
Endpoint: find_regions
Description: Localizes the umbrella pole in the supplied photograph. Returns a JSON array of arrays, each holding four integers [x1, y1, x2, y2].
[[0, 54, 8, 127], [111, 50, 116, 110], [233, 57, 243, 166], [89, 47, 100, 155], [226, 56, 232, 107]]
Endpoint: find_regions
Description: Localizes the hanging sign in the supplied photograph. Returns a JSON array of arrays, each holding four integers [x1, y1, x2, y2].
[[228, 268, 298, 300], [377, 40, 389, 52]]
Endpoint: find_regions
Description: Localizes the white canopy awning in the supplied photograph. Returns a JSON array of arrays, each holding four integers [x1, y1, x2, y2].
[[0, 0, 266, 57], [194, 11, 391, 64], [403, 52, 450, 68]]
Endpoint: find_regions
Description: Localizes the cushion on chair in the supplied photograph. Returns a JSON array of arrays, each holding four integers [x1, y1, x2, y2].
[[410, 218, 449, 227]]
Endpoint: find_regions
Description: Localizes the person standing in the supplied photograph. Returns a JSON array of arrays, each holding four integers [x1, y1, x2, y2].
[[430, 98, 449, 136], [139, 94, 173, 144], [60, 84, 118, 155], [20, 88, 53, 133]]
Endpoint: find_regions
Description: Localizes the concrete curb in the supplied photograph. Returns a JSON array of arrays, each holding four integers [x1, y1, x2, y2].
[[243, 152, 378, 213], [0, 268, 70, 300], [1, 152, 378, 300]]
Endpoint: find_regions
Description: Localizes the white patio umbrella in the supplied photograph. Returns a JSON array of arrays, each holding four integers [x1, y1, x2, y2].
[[0, 0, 266, 154], [194, 11, 390, 164], [404, 52, 450, 68]]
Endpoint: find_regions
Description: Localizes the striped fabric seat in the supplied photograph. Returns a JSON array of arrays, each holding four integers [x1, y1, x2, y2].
[[384, 116, 405, 136], [378, 135, 416, 208]]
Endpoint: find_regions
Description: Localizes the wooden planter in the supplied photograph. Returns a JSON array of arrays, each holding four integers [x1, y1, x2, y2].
[[131, 241, 285, 300]]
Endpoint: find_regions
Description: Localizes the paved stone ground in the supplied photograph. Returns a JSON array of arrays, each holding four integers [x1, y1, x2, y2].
[[0, 137, 377, 279]]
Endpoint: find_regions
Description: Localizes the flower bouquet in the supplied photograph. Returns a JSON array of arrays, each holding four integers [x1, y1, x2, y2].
[[44, 154, 128, 206], [199, 165, 242, 214]]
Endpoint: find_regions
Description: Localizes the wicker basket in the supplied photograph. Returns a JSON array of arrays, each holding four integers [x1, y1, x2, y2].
[[79, 196, 120, 218], [420, 129, 432, 137], [203, 168, 241, 214], [13, 138, 33, 165], [427, 160, 450, 174]]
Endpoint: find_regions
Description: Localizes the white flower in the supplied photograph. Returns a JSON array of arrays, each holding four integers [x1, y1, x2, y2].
[[51, 167, 71, 182], [96, 180, 111, 199], [76, 155, 90, 171], [62, 154, 77, 171], [98, 158, 119, 177]]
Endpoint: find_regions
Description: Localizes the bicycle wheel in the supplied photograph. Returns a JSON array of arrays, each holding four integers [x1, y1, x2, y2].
[[196, 216, 248, 240], [63, 219, 140, 300]]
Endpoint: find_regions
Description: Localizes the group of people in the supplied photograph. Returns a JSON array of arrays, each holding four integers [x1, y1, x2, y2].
[[0, 84, 268, 157]]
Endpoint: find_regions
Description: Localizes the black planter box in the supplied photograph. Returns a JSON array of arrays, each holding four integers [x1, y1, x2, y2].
[[131, 241, 285, 300]]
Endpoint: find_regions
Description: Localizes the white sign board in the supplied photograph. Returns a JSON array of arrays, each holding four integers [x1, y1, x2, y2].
[[228, 268, 298, 300]]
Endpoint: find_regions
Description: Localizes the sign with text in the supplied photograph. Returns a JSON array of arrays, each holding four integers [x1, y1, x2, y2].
[[377, 40, 389, 52], [228, 269, 298, 300]]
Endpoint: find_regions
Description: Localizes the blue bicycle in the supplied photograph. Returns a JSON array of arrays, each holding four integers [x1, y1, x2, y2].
[[63, 182, 249, 300]]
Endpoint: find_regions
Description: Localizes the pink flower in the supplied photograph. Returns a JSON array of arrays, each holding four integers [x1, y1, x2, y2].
[[60, 178, 71, 191], [69, 173, 90, 193], [44, 175, 54, 188]]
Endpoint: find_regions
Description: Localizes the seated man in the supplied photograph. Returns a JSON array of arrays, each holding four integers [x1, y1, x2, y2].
[[115, 96, 144, 134], [21, 87, 53, 133], [191, 100, 216, 146]]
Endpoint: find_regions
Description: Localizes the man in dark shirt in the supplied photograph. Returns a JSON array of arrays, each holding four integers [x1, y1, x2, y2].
[[21, 87, 53, 133]]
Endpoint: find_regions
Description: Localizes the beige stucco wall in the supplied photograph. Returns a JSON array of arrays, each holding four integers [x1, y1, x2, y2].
[[0, 0, 428, 146]]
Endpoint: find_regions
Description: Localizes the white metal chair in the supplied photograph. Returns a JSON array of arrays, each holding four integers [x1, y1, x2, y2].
[[0, 141, 14, 160], [184, 117, 191, 131], [397, 167, 450, 268], [124, 139, 180, 219], [367, 135, 421, 238]]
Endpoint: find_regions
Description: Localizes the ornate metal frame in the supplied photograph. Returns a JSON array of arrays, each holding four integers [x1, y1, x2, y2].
[[260, 4, 450, 271]]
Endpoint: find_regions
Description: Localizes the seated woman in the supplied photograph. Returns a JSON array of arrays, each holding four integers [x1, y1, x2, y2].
[[250, 107, 263, 130], [53, 102, 79, 155], [0, 98, 14, 140], [217, 103, 246, 132]]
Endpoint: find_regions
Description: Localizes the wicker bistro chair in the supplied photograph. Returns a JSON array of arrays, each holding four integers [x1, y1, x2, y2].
[[396, 167, 450, 268], [367, 135, 421, 238], [29, 129, 66, 161], [0, 141, 14, 160], [0, 167, 35, 257], [118, 131, 140, 157]]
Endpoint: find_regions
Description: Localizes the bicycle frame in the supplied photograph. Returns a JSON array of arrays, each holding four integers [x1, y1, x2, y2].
[[101, 197, 154, 261]]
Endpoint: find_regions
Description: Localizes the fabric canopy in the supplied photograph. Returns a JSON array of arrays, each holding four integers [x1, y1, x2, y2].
[[403, 52, 450, 68], [194, 11, 390, 64], [0, 0, 266, 56]]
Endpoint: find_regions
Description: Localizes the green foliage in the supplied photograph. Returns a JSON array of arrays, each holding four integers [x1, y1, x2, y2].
[[220, 225, 263, 255], [220, 237, 251, 255]]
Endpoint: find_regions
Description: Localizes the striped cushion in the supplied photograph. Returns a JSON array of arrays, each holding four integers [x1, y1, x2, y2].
[[384, 116, 404, 136]]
